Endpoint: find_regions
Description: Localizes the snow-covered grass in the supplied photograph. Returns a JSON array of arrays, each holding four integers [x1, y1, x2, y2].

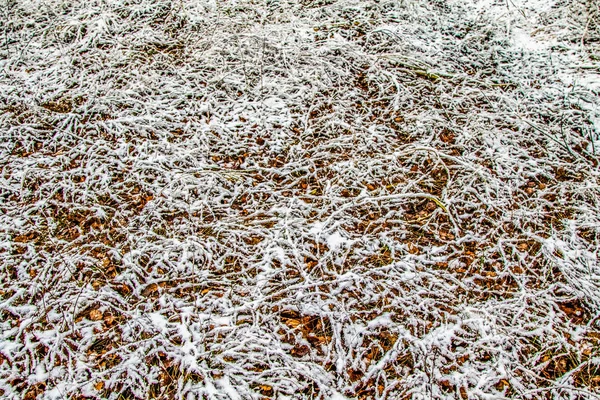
[[1, 0, 599, 398]]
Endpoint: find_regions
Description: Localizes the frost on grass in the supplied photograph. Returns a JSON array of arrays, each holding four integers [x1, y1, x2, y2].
[[1, 0, 600, 399]]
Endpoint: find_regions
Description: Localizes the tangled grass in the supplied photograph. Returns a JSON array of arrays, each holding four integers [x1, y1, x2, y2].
[[1, 0, 600, 398]]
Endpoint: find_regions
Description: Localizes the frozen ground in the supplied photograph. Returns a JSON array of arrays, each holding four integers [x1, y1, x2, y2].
[[1, 0, 600, 399]]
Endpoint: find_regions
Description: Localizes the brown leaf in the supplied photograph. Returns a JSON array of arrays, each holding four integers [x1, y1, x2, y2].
[[89, 309, 103, 321], [306, 259, 318, 271], [517, 243, 528, 251], [14, 232, 38, 243], [142, 283, 159, 296], [348, 368, 362, 382], [426, 201, 437, 212], [284, 319, 302, 328], [495, 379, 510, 390], [407, 243, 419, 254], [439, 379, 453, 393], [258, 385, 273, 396], [103, 314, 115, 326], [307, 333, 326, 345], [114, 283, 131, 295], [457, 354, 470, 365], [290, 344, 310, 357]]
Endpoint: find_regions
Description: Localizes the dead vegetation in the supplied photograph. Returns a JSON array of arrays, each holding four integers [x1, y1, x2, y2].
[[1, 0, 600, 399]]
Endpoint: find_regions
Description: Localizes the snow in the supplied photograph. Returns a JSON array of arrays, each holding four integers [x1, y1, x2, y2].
[[512, 28, 553, 51], [330, 391, 352, 400], [326, 231, 347, 251], [215, 377, 242, 400], [1, 0, 599, 398]]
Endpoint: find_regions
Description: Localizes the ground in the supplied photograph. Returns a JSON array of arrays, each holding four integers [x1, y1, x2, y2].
[[1, 0, 600, 399]]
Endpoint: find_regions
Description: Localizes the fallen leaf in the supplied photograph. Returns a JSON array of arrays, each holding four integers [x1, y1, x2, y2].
[[284, 319, 302, 328], [91, 280, 103, 290], [407, 243, 419, 254], [258, 385, 273, 395], [290, 344, 310, 357], [89, 309, 103, 321], [103, 314, 115, 326], [142, 283, 159, 296], [495, 379, 510, 390]]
